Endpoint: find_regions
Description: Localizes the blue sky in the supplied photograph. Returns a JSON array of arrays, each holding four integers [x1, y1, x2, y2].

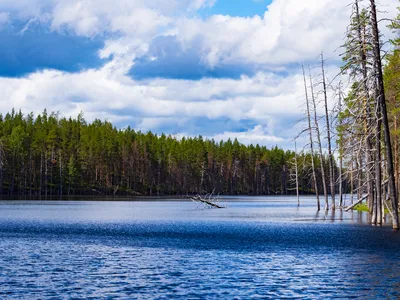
[[201, 0, 272, 17], [0, 22, 106, 77], [0, 0, 396, 148]]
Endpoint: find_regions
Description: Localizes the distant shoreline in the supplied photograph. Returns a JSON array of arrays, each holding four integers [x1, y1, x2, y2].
[[0, 194, 311, 201]]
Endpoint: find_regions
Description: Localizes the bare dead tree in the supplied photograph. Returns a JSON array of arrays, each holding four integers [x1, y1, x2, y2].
[[294, 139, 300, 206], [372, 81, 382, 225], [337, 82, 344, 208], [188, 190, 226, 209], [309, 67, 329, 211], [354, 0, 375, 214], [370, 0, 399, 230], [302, 64, 320, 211], [321, 53, 336, 210], [289, 139, 301, 206]]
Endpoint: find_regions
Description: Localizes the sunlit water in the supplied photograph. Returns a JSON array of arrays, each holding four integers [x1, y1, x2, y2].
[[1, 196, 400, 299]]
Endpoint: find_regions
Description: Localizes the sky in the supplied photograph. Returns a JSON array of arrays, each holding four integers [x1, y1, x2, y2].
[[0, 0, 397, 149]]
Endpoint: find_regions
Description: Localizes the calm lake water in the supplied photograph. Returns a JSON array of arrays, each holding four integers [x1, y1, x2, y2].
[[1, 196, 400, 299]]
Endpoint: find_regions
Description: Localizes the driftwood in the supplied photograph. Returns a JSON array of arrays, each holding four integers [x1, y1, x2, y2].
[[188, 191, 226, 209], [344, 179, 390, 212], [344, 194, 369, 211]]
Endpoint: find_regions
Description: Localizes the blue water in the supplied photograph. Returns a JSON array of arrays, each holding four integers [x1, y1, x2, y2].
[[0, 196, 400, 299]]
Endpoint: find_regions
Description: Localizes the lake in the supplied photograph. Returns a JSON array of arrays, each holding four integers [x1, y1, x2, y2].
[[1, 196, 400, 299]]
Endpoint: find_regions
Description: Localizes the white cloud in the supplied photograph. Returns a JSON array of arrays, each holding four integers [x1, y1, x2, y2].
[[175, 0, 398, 68], [0, 60, 306, 135], [51, 1, 173, 37], [212, 125, 285, 147], [49, 0, 217, 37]]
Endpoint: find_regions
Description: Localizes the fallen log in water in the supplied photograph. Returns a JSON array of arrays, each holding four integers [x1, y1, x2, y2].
[[344, 194, 369, 212], [188, 192, 226, 209], [344, 180, 390, 212]]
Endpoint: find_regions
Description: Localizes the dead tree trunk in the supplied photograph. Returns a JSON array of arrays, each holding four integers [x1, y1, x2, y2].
[[309, 67, 329, 210], [355, 0, 375, 214], [351, 148, 355, 205], [372, 96, 382, 225], [345, 194, 369, 211], [295, 139, 300, 206], [321, 53, 335, 210], [395, 114, 399, 202], [189, 191, 225, 209], [302, 64, 320, 211], [338, 84, 344, 208], [370, 0, 399, 229]]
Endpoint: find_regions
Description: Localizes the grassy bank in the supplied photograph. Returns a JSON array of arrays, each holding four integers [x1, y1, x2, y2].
[[353, 203, 389, 214]]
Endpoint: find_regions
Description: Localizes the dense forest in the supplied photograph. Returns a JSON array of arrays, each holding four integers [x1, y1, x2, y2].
[[0, 109, 341, 197]]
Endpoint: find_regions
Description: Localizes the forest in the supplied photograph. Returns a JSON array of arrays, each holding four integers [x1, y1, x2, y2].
[[0, 109, 340, 197]]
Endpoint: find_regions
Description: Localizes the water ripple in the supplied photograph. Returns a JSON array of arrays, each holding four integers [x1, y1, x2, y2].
[[0, 199, 400, 299]]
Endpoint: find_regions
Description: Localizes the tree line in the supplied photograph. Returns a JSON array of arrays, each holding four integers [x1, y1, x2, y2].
[[0, 109, 341, 197]]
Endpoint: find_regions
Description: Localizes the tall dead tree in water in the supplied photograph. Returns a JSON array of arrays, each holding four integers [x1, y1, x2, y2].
[[309, 67, 329, 210], [294, 139, 300, 206], [289, 138, 300, 206], [336, 82, 344, 208], [355, 0, 375, 214], [303, 64, 320, 211], [372, 78, 382, 225], [369, 0, 399, 229], [321, 53, 336, 210]]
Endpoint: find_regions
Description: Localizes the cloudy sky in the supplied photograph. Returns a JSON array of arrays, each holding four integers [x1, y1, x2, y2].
[[0, 0, 397, 148]]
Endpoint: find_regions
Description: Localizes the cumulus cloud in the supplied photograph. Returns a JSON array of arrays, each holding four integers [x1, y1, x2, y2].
[[0, 64, 303, 121], [174, 0, 397, 69], [51, 1, 170, 37], [212, 125, 285, 147], [49, 0, 216, 37]]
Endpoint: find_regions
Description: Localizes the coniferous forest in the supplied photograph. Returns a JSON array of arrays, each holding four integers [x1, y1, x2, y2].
[[0, 109, 341, 197]]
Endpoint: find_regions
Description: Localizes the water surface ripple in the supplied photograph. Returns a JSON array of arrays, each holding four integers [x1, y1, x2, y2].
[[0, 197, 399, 299]]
